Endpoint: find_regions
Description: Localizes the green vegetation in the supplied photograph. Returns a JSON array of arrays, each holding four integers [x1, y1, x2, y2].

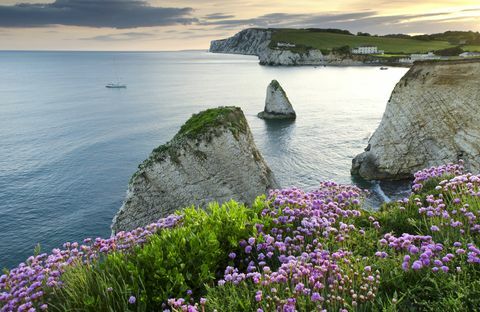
[[413, 31, 480, 45], [435, 46, 465, 56], [176, 106, 247, 140], [133, 106, 248, 177], [269, 29, 480, 55], [463, 45, 480, 52], [48, 199, 267, 311], [270, 29, 452, 54], [4, 164, 480, 311]]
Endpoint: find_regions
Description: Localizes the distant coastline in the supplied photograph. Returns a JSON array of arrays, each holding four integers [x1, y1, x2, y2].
[[210, 28, 480, 66]]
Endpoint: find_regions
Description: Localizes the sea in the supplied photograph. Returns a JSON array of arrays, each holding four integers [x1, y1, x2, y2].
[[0, 50, 409, 269]]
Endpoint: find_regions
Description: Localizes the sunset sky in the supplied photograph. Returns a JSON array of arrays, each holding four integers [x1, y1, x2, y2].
[[1, 0, 480, 51]]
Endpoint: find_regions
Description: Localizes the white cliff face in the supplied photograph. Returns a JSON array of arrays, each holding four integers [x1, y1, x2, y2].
[[258, 80, 296, 119], [112, 107, 278, 233], [258, 49, 373, 66], [210, 29, 272, 55], [352, 59, 480, 180]]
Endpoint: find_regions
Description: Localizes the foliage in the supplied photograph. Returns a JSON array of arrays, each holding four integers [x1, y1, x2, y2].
[[413, 31, 480, 45], [175, 106, 247, 140], [434, 46, 464, 56], [332, 45, 351, 55], [45, 200, 265, 311], [2, 162, 480, 312]]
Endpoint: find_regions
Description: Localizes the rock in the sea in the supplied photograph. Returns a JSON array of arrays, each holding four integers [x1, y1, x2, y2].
[[352, 59, 480, 180], [112, 106, 278, 233], [258, 80, 296, 120]]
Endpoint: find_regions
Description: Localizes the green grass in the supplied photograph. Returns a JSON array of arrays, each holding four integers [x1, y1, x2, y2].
[[270, 29, 456, 54], [463, 45, 480, 52], [175, 106, 247, 140], [132, 106, 248, 178]]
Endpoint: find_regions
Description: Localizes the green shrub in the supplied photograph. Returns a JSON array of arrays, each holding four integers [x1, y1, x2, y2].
[[48, 199, 267, 311]]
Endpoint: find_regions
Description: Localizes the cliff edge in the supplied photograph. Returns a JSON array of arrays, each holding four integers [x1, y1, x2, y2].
[[112, 107, 278, 232], [210, 28, 272, 55], [352, 59, 480, 180]]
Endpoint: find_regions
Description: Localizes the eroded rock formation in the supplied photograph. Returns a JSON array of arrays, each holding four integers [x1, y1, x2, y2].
[[112, 107, 278, 232], [352, 59, 480, 180], [258, 80, 296, 120]]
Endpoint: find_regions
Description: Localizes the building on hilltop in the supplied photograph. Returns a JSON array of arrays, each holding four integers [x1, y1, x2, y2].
[[351, 46, 384, 55], [460, 52, 480, 58], [399, 52, 441, 64], [276, 42, 296, 48]]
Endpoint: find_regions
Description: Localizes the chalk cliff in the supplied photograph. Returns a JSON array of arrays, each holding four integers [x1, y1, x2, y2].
[[258, 80, 296, 119], [210, 28, 272, 56], [351, 59, 480, 180], [258, 49, 377, 66], [112, 107, 278, 232]]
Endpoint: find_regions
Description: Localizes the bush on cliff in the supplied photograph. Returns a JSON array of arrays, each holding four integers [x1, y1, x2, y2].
[[47, 200, 266, 311], [1, 162, 480, 312]]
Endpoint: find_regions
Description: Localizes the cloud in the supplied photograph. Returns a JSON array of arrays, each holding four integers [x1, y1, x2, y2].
[[0, 0, 198, 28], [81, 32, 157, 41], [204, 13, 235, 20], [202, 10, 479, 34], [201, 12, 378, 29]]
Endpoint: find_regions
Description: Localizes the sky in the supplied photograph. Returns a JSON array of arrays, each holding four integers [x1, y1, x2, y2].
[[0, 0, 479, 51]]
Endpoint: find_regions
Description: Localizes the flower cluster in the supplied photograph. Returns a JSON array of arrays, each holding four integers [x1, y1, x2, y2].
[[214, 183, 379, 311], [167, 297, 207, 312], [3, 162, 480, 311], [379, 233, 460, 272], [0, 215, 182, 312], [412, 161, 464, 192]]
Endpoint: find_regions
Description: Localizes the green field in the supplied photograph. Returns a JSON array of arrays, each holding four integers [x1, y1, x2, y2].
[[463, 45, 480, 52], [270, 29, 458, 54]]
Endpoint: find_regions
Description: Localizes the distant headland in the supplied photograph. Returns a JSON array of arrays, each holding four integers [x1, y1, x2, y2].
[[210, 28, 480, 66]]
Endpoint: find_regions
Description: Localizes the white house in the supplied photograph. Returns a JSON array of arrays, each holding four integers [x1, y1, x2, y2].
[[460, 52, 480, 58], [400, 52, 440, 64], [276, 42, 296, 48], [351, 46, 384, 55]]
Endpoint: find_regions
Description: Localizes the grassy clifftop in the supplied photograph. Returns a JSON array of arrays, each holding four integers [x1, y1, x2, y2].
[[133, 106, 248, 176], [269, 29, 480, 54], [175, 106, 248, 140]]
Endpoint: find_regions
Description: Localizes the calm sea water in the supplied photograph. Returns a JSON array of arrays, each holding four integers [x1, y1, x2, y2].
[[0, 51, 409, 268]]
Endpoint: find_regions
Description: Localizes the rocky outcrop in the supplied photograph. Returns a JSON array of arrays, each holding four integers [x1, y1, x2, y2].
[[210, 29, 272, 55], [258, 49, 378, 66], [112, 107, 278, 232], [352, 59, 480, 180], [258, 80, 296, 120]]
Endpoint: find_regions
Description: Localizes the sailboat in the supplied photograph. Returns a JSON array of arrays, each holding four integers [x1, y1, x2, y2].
[[106, 82, 127, 89], [106, 57, 127, 88]]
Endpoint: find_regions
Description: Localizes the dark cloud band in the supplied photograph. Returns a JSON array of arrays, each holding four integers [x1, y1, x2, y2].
[[0, 0, 197, 28]]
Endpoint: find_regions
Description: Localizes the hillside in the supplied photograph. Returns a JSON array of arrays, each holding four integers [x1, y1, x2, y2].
[[270, 29, 480, 54], [210, 28, 480, 66]]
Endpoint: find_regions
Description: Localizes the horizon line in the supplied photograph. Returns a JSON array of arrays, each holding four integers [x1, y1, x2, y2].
[[0, 48, 209, 53]]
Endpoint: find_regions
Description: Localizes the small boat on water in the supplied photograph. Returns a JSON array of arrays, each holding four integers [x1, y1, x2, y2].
[[380, 67, 388, 70], [106, 82, 127, 89]]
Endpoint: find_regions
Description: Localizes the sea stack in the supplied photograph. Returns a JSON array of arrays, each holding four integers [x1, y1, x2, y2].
[[351, 59, 480, 180], [258, 80, 296, 120], [112, 106, 278, 233]]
